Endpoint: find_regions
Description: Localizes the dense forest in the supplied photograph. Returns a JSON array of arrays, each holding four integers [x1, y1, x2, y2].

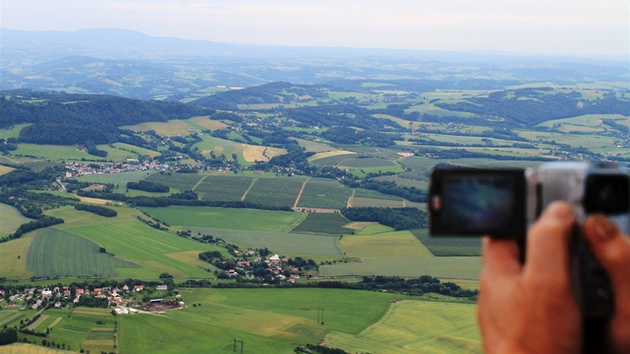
[[0, 90, 213, 145], [340, 207, 427, 230], [435, 89, 630, 126]]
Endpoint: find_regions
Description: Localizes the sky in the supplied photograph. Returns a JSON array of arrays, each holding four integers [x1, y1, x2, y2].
[[1, 0, 629, 59]]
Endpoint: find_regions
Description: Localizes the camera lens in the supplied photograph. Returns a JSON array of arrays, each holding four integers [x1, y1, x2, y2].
[[584, 174, 629, 214]]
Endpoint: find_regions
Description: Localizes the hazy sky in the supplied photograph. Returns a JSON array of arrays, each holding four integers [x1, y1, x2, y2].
[[2, 0, 629, 58]]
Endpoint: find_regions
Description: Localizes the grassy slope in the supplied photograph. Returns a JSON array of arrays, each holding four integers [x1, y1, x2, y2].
[[138, 206, 305, 232], [116, 288, 479, 354]]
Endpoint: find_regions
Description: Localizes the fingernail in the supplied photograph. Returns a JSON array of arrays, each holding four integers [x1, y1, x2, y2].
[[590, 215, 618, 241]]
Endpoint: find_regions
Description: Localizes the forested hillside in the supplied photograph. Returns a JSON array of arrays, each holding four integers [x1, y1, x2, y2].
[[0, 90, 212, 145]]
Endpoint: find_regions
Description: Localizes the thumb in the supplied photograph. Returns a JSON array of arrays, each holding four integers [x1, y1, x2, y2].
[[583, 215, 630, 316]]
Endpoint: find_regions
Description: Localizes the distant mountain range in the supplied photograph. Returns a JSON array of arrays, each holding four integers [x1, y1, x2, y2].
[[1, 28, 628, 100]]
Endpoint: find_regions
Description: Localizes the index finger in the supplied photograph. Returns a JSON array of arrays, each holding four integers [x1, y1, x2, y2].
[[481, 236, 521, 280], [524, 202, 575, 282]]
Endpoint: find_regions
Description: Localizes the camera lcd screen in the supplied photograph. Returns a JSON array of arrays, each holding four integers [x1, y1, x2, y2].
[[429, 169, 526, 237]]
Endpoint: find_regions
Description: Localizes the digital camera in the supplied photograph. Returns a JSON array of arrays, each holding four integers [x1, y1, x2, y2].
[[428, 161, 630, 318]]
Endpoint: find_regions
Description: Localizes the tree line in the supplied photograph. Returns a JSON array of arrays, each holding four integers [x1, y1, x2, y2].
[[340, 207, 427, 231], [74, 203, 117, 217]]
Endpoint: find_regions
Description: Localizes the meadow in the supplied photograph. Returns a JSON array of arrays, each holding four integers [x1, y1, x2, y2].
[[318, 225, 481, 279], [0, 203, 34, 234], [0, 164, 14, 175], [14, 144, 90, 160], [96, 142, 161, 159], [121, 116, 228, 136], [76, 170, 150, 192], [139, 205, 305, 232], [116, 288, 480, 354], [325, 300, 480, 353], [187, 227, 343, 259]]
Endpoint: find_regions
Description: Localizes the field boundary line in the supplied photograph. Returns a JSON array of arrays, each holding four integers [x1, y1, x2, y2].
[[49, 317, 63, 329], [241, 177, 258, 201], [347, 189, 356, 208], [191, 175, 208, 192], [293, 177, 311, 208]]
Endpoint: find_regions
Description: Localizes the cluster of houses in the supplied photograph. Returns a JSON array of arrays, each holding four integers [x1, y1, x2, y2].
[[223, 252, 313, 283], [64, 159, 167, 178], [1, 284, 165, 311]]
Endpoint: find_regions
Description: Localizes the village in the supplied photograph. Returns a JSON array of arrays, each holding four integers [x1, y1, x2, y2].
[[1, 282, 174, 315]]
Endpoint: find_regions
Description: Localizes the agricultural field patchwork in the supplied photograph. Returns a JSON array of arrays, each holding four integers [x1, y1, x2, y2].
[[16, 308, 117, 354], [45, 206, 224, 279], [118, 288, 409, 353]]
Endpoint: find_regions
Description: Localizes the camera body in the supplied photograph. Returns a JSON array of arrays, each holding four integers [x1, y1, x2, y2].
[[429, 161, 630, 318]]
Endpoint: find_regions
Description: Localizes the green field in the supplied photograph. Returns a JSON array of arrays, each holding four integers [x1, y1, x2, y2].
[[45, 206, 225, 279], [17, 307, 117, 353], [337, 157, 399, 168], [289, 212, 354, 235], [244, 176, 306, 207], [350, 197, 407, 208], [297, 178, 353, 209], [26, 228, 140, 277], [96, 143, 161, 160], [143, 172, 205, 191], [139, 205, 306, 232], [0, 203, 34, 234], [325, 300, 480, 353], [76, 170, 152, 193], [0, 123, 30, 139], [115, 287, 479, 354], [14, 144, 90, 160], [318, 228, 481, 279], [291, 138, 338, 153], [187, 227, 343, 259], [193, 175, 254, 201], [412, 229, 482, 256]]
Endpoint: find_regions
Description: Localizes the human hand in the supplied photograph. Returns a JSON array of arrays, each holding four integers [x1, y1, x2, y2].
[[583, 214, 630, 353], [478, 201, 581, 353]]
